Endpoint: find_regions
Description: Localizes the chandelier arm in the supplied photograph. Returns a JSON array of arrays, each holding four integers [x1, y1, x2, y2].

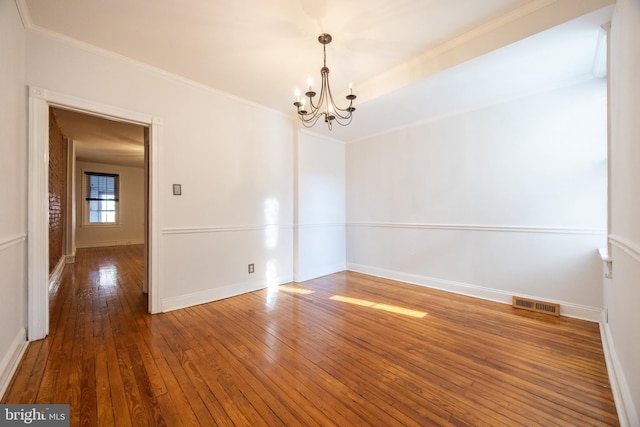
[[305, 72, 326, 118], [325, 73, 354, 115], [300, 87, 326, 124], [306, 92, 320, 112], [293, 33, 355, 130], [325, 80, 354, 121]]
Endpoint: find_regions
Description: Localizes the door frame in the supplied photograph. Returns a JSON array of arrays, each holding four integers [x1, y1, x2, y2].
[[28, 86, 162, 340]]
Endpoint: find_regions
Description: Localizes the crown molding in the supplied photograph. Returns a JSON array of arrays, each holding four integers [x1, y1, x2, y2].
[[14, 0, 32, 30], [27, 25, 288, 121], [356, 0, 614, 106]]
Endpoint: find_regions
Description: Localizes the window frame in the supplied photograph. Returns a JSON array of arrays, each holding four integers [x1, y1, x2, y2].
[[82, 170, 121, 227]]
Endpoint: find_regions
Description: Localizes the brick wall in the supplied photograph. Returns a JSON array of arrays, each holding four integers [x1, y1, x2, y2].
[[49, 108, 67, 274]]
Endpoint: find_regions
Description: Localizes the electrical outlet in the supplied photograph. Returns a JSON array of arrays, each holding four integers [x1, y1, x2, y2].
[[248, 264, 254, 274]]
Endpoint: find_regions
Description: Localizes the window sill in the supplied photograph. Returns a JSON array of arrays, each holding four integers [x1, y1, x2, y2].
[[599, 247, 612, 279], [81, 223, 122, 229]]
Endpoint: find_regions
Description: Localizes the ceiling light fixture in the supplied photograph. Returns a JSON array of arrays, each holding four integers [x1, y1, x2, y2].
[[293, 33, 356, 130]]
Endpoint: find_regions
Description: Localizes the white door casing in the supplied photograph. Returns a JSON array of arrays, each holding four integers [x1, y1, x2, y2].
[[27, 86, 162, 341]]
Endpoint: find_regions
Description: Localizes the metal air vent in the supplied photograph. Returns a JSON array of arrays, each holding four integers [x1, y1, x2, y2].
[[512, 296, 560, 316]]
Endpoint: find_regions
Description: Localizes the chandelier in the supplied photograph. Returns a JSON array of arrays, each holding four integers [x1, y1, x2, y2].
[[293, 33, 356, 130]]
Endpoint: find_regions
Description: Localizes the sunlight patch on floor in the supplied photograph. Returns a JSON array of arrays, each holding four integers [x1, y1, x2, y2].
[[278, 285, 315, 295], [330, 295, 427, 318]]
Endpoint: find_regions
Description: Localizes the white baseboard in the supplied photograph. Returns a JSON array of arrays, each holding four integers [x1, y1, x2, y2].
[[346, 263, 603, 322], [49, 255, 66, 289], [600, 322, 639, 427], [295, 263, 346, 283], [76, 239, 144, 249], [0, 329, 28, 400], [161, 274, 294, 313]]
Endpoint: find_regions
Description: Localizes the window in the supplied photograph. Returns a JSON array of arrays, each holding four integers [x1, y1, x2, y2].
[[84, 172, 119, 224]]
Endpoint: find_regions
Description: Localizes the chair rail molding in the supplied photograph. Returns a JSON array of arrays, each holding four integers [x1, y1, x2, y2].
[[0, 234, 26, 253], [608, 234, 640, 264], [347, 221, 606, 235]]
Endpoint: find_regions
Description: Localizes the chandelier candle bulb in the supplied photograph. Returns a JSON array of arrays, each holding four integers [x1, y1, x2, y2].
[[292, 33, 356, 130]]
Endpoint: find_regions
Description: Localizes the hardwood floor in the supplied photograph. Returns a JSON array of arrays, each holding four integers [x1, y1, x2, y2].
[[3, 245, 618, 426]]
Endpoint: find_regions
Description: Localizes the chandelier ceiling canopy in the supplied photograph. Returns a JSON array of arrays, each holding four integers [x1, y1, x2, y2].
[[293, 33, 356, 130]]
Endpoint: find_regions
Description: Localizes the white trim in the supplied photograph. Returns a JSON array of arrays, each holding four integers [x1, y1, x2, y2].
[[599, 247, 611, 262], [147, 117, 161, 314], [79, 223, 122, 229], [346, 262, 603, 322], [295, 263, 346, 283], [162, 224, 294, 235], [0, 235, 26, 253], [0, 329, 28, 400], [26, 25, 287, 120], [80, 169, 121, 226], [347, 222, 606, 235], [48, 256, 66, 290], [295, 223, 346, 282], [161, 274, 294, 312], [600, 322, 639, 427], [75, 239, 144, 249], [28, 88, 50, 340], [13, 0, 32, 30], [599, 247, 613, 279], [39, 90, 153, 125], [64, 139, 76, 262], [28, 86, 163, 341], [609, 234, 640, 264], [347, 75, 599, 145]]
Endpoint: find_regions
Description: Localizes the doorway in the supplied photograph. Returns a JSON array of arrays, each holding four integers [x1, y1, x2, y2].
[[49, 106, 148, 295], [28, 87, 161, 341]]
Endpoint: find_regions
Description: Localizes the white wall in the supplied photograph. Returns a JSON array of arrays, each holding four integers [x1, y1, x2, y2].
[[295, 130, 346, 282], [26, 30, 295, 312], [347, 80, 607, 318], [605, 0, 640, 424], [0, 0, 28, 395], [75, 161, 145, 248]]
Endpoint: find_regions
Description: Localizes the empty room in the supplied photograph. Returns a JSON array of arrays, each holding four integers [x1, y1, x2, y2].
[[1, 0, 638, 425]]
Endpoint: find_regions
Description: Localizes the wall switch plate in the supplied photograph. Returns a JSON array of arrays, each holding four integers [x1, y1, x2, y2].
[[248, 264, 254, 274], [173, 184, 182, 195]]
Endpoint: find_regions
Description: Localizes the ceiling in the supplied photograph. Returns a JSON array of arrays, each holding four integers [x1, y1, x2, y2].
[[23, 0, 613, 166], [51, 108, 146, 168]]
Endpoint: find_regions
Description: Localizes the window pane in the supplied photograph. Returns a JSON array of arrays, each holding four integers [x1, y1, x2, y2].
[[85, 172, 119, 224]]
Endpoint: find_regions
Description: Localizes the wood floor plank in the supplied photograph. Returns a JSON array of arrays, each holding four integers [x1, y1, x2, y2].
[[171, 308, 291, 426], [94, 340, 116, 427], [210, 297, 384, 426], [194, 304, 334, 426], [6, 341, 45, 404], [1, 246, 619, 426], [248, 288, 519, 426]]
